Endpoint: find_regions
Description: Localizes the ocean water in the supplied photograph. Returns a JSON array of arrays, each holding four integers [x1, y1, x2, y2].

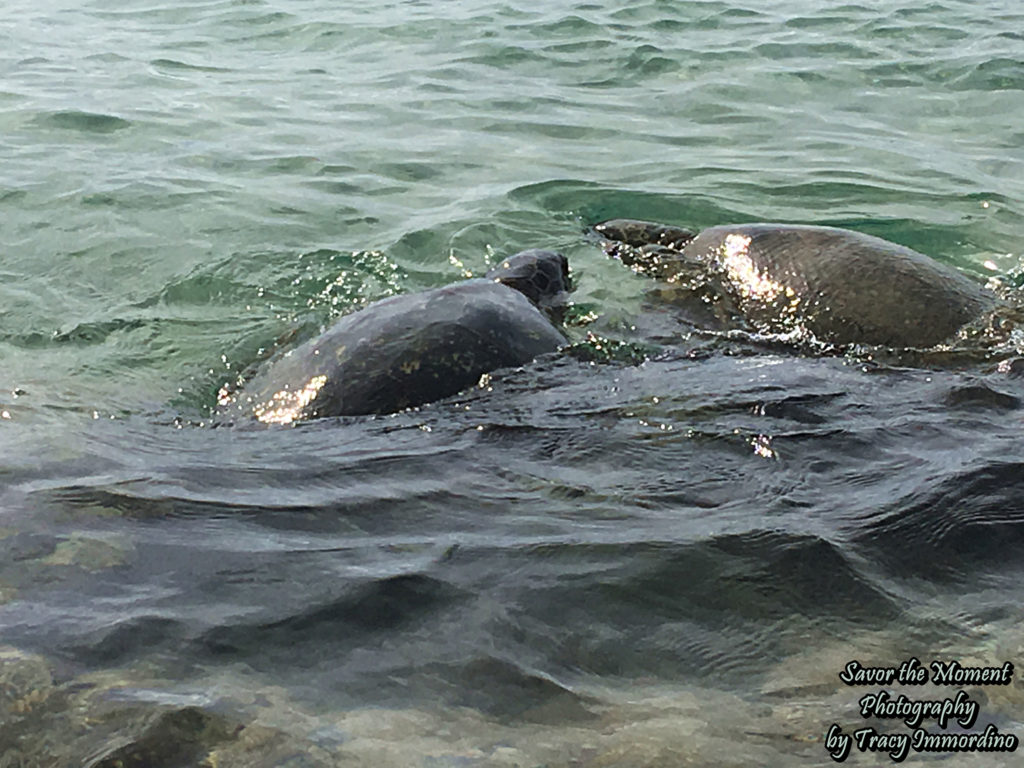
[[2, 0, 1024, 765]]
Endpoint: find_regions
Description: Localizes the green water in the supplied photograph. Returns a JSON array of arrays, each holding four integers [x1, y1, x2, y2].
[[2, 0, 1022, 423], [2, 2, 1024, 766]]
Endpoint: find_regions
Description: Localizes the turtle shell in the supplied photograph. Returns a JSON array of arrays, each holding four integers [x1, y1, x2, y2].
[[682, 224, 994, 347], [221, 279, 566, 424], [597, 219, 996, 348]]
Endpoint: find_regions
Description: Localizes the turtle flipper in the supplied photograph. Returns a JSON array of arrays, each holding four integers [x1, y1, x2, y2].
[[593, 219, 696, 250]]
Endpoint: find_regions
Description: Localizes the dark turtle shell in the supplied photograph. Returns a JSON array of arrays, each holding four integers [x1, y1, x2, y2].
[[220, 252, 568, 424], [597, 219, 995, 348], [685, 224, 994, 347]]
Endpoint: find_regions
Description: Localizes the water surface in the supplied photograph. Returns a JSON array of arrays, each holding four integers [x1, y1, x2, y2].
[[2, 1, 1024, 765]]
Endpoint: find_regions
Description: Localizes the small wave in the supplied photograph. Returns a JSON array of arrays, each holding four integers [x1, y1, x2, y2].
[[35, 110, 131, 134], [149, 58, 233, 74], [853, 461, 1024, 578], [949, 56, 1024, 92], [198, 573, 466, 657], [420, 655, 596, 722], [68, 615, 188, 666]]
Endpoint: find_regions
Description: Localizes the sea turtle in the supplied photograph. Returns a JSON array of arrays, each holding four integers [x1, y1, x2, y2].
[[219, 249, 570, 424], [594, 219, 996, 348]]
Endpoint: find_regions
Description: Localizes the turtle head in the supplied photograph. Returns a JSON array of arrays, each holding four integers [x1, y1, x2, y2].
[[487, 249, 571, 311]]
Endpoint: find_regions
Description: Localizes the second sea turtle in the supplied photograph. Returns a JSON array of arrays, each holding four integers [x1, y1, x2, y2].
[[595, 219, 996, 348]]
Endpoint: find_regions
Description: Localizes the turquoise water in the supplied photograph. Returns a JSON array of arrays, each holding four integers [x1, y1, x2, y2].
[[2, 1, 1024, 765]]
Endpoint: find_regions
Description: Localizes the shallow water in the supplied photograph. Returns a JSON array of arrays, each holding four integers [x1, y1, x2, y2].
[[2, 0, 1024, 765]]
